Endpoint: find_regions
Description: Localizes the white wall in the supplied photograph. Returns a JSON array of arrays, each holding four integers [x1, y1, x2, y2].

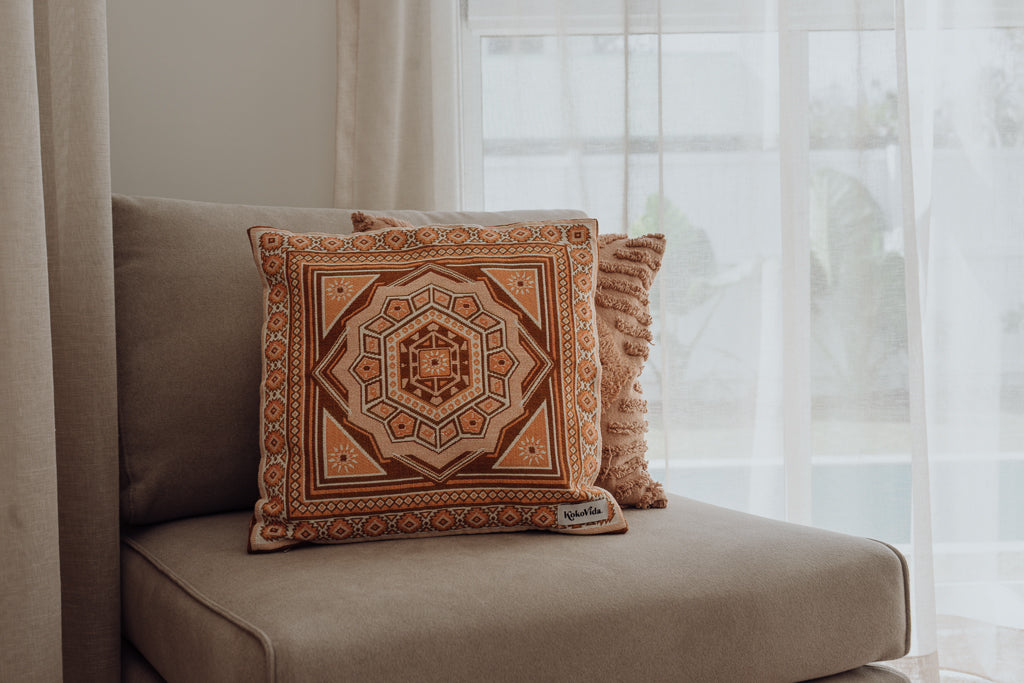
[[108, 1, 337, 207]]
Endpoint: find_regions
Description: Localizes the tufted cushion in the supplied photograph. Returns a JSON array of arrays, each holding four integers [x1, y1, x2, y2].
[[592, 233, 668, 508], [247, 220, 627, 550]]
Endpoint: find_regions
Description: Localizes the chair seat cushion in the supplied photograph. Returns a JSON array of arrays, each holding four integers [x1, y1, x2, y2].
[[122, 494, 909, 682]]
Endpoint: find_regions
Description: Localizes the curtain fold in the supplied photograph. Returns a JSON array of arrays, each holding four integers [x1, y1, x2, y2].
[[335, 0, 462, 210], [894, 0, 939, 668], [1, 1, 119, 680], [1, 2, 64, 677], [336, 1, 1024, 680]]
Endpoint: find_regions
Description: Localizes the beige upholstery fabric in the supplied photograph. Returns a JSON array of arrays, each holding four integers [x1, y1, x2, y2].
[[113, 194, 586, 525], [810, 666, 910, 682], [122, 640, 165, 683], [122, 494, 909, 683]]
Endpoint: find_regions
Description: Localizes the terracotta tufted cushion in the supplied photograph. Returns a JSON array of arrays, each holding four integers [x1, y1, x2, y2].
[[247, 219, 627, 551], [592, 233, 668, 508]]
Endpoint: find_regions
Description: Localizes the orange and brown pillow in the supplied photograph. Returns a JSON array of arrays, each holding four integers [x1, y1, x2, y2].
[[352, 214, 668, 510], [248, 220, 627, 551]]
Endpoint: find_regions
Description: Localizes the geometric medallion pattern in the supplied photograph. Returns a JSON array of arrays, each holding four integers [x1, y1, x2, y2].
[[247, 220, 626, 551], [314, 265, 537, 478], [351, 217, 670, 510]]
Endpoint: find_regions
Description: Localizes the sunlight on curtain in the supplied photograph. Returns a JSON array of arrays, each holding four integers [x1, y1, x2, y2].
[[459, 0, 1024, 679]]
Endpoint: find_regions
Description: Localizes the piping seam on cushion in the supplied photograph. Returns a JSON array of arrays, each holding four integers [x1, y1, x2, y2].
[[869, 537, 913, 658], [122, 537, 277, 682]]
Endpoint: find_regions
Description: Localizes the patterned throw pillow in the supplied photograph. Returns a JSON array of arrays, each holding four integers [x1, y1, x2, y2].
[[351, 214, 668, 509], [248, 220, 627, 551]]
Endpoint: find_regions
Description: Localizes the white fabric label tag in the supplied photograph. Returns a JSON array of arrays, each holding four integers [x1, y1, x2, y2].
[[556, 499, 609, 526]]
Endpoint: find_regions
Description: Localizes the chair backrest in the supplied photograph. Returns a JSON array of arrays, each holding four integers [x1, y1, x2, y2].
[[112, 194, 586, 525]]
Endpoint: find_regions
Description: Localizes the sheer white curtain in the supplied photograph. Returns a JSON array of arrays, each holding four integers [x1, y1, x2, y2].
[[339, 0, 1024, 679]]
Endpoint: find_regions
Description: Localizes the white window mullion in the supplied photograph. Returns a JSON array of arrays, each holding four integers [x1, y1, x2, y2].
[[778, 2, 812, 526]]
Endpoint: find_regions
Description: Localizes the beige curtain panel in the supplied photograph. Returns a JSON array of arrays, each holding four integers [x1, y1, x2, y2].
[[335, 0, 463, 210], [0, 1, 119, 680]]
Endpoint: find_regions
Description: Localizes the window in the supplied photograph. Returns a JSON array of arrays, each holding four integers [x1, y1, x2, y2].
[[460, 0, 1024, 632]]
